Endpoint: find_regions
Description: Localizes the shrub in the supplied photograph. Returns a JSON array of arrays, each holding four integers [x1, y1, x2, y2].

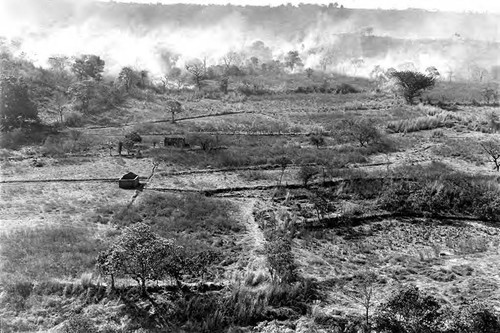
[[335, 83, 359, 94], [64, 111, 84, 127], [298, 165, 319, 187], [374, 285, 446, 333], [309, 134, 325, 148], [337, 118, 381, 147]]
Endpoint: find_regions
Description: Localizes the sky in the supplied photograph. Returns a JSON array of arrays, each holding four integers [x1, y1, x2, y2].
[[100, 0, 500, 13]]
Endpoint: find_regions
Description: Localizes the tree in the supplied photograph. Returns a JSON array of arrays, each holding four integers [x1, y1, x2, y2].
[[305, 67, 314, 78], [310, 133, 325, 148], [53, 90, 69, 124], [341, 271, 378, 333], [71, 54, 105, 81], [390, 70, 436, 104], [0, 75, 38, 131], [319, 47, 337, 71], [163, 67, 187, 91], [284, 51, 303, 71], [298, 165, 319, 187], [96, 223, 180, 294], [48, 55, 70, 72], [274, 156, 292, 185], [189, 133, 217, 151], [68, 80, 95, 114], [117, 66, 140, 92], [339, 118, 381, 147], [480, 140, 500, 171], [166, 99, 182, 123], [222, 51, 241, 70], [185, 61, 206, 90]]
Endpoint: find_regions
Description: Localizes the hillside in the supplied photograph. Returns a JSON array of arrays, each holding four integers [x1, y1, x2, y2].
[[1, 2, 500, 332]]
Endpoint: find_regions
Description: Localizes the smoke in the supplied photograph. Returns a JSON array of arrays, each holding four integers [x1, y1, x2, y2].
[[1, 0, 499, 81]]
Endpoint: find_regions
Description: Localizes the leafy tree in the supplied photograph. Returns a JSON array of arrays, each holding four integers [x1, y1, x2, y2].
[[117, 66, 140, 92], [71, 54, 105, 81], [310, 133, 325, 148], [96, 223, 180, 294], [284, 51, 303, 71], [68, 80, 95, 114], [189, 133, 217, 151], [298, 165, 318, 187], [0, 75, 38, 131], [185, 60, 206, 90], [390, 70, 436, 104], [165, 99, 182, 123]]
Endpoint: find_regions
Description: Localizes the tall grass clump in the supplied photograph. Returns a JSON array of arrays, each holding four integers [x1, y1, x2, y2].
[[113, 192, 241, 234], [0, 225, 104, 280], [387, 112, 459, 133]]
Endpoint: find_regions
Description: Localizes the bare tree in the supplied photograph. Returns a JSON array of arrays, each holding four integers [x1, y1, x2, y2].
[[222, 51, 241, 69], [480, 140, 500, 171], [341, 271, 378, 333], [53, 90, 69, 124]]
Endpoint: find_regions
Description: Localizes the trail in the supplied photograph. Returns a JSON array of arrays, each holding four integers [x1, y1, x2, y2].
[[231, 198, 268, 275]]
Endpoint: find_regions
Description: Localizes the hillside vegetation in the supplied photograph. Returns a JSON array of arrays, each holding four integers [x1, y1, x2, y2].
[[1, 4, 500, 332]]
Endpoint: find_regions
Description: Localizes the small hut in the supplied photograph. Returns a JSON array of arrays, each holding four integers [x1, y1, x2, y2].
[[119, 172, 140, 189], [164, 136, 188, 148]]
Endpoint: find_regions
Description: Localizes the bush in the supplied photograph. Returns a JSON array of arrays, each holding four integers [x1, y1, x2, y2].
[[298, 165, 319, 187], [64, 111, 84, 127], [374, 285, 500, 333], [335, 83, 359, 94], [374, 285, 446, 333], [336, 118, 381, 147], [390, 71, 436, 104]]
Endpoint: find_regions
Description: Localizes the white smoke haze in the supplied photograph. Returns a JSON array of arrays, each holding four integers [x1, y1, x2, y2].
[[1, 0, 499, 81]]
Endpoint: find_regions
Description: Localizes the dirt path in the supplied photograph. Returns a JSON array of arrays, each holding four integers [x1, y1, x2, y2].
[[231, 198, 268, 276]]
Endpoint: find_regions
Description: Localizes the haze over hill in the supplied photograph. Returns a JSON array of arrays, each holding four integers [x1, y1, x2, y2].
[[1, 0, 499, 79]]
